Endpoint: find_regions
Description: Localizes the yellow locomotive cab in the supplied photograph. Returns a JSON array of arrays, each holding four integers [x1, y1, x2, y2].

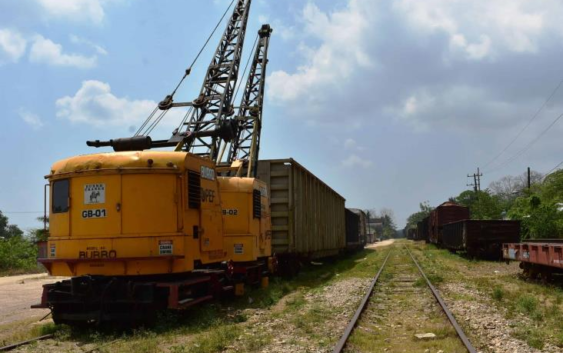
[[44, 151, 271, 277]]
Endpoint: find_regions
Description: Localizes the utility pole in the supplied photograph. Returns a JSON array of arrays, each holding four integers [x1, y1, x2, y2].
[[467, 168, 483, 192], [527, 167, 531, 189]]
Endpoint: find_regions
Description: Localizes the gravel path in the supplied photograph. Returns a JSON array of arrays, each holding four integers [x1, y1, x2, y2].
[[442, 283, 563, 353], [0, 273, 66, 326]]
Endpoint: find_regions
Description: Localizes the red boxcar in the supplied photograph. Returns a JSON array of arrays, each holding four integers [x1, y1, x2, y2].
[[428, 202, 470, 245], [503, 241, 563, 278]]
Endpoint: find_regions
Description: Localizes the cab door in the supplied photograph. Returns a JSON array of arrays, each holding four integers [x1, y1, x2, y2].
[[50, 179, 70, 237], [199, 177, 223, 252]]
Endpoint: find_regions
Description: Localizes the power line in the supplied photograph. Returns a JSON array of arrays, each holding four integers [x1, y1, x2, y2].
[[546, 160, 563, 175], [2, 211, 43, 214], [482, 76, 563, 170], [485, 110, 563, 174]]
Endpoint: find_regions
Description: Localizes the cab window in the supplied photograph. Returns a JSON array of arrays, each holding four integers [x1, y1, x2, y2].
[[52, 179, 69, 213]]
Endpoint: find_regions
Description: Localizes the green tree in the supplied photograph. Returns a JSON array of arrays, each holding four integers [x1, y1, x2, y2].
[[508, 195, 560, 239], [0, 211, 38, 272], [0, 211, 24, 239], [405, 201, 433, 229], [454, 190, 503, 220]]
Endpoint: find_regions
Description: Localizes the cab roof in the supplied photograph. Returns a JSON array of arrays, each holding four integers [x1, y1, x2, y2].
[[48, 151, 197, 177]]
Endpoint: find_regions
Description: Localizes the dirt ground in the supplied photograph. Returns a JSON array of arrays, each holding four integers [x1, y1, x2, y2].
[[365, 239, 395, 249], [0, 273, 67, 325]]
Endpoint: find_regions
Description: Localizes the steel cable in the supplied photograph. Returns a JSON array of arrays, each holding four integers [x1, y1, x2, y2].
[[486, 110, 563, 174], [134, 0, 236, 137], [482, 76, 563, 170]]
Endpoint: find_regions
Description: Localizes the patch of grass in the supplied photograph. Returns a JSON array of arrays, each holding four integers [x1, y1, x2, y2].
[[184, 325, 240, 353], [517, 294, 539, 315], [492, 287, 504, 301], [514, 325, 545, 349], [426, 273, 444, 284], [284, 293, 306, 312]]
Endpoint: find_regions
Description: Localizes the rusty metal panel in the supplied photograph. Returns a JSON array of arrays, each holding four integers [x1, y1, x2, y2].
[[503, 241, 563, 269], [416, 217, 429, 241], [257, 158, 346, 258], [429, 202, 470, 244], [443, 220, 520, 259], [348, 208, 367, 246]]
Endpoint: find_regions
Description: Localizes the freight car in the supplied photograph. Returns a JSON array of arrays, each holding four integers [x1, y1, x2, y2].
[[256, 159, 346, 273], [442, 220, 520, 259], [416, 217, 429, 242], [347, 208, 368, 249], [503, 240, 563, 279], [345, 210, 362, 250], [428, 202, 470, 245]]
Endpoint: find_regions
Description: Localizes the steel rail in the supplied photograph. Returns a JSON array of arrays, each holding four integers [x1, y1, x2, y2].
[[405, 246, 477, 353], [332, 251, 391, 353], [0, 334, 54, 352]]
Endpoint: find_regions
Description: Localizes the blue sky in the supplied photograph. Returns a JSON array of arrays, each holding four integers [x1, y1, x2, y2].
[[2, 0, 563, 231]]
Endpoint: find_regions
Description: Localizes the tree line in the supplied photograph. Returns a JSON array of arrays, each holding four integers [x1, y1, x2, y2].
[[365, 208, 398, 240], [405, 169, 563, 240], [0, 211, 46, 274]]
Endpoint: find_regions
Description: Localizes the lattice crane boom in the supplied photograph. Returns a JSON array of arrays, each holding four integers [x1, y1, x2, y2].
[[168, 0, 253, 160], [225, 24, 272, 177]]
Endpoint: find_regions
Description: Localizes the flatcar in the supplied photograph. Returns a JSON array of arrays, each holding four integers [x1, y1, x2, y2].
[[443, 220, 520, 259], [503, 240, 563, 279]]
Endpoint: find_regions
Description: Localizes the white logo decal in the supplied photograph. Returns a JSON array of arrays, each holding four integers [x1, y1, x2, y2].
[[200, 166, 216, 180], [159, 240, 173, 255], [84, 184, 106, 204]]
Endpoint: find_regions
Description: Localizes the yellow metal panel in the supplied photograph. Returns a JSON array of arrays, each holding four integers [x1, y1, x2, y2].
[[70, 175, 121, 237], [122, 174, 178, 234], [224, 235, 256, 262]]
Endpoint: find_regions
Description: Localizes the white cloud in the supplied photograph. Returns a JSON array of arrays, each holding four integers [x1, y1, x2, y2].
[[70, 35, 108, 55], [56, 80, 184, 128], [268, 1, 374, 103], [36, 0, 106, 24], [29, 35, 97, 68], [0, 29, 27, 64], [344, 138, 365, 151], [394, 0, 561, 57], [342, 154, 373, 169], [17, 108, 43, 129], [392, 91, 436, 131]]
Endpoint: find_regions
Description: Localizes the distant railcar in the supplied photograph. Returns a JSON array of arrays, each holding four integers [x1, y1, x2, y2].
[[406, 228, 417, 240], [429, 202, 470, 245], [443, 220, 520, 259], [348, 208, 368, 248], [256, 159, 346, 272], [416, 217, 429, 242], [345, 209, 362, 250]]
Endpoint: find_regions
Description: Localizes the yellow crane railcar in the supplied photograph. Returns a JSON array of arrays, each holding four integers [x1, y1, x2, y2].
[[33, 151, 272, 325], [33, 0, 275, 325]]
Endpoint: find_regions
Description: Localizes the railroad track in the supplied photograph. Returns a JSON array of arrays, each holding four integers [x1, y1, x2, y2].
[[333, 246, 477, 353], [0, 334, 54, 352], [0, 334, 117, 353]]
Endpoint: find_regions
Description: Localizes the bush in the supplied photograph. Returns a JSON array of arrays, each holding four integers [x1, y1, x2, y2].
[[0, 236, 38, 272]]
